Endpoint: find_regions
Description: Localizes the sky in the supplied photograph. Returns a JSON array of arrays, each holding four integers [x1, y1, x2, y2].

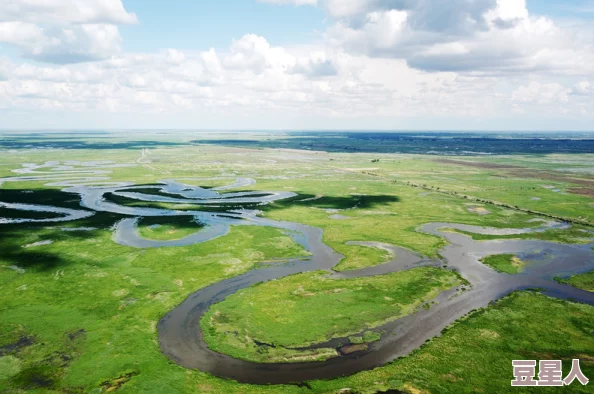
[[0, 0, 594, 131]]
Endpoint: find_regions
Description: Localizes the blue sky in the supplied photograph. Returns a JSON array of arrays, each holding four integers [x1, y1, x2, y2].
[[0, 0, 593, 131], [528, 0, 594, 18], [119, 1, 594, 52], [120, 1, 326, 52]]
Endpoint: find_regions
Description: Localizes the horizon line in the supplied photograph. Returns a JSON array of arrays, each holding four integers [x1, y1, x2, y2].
[[1, 129, 594, 134]]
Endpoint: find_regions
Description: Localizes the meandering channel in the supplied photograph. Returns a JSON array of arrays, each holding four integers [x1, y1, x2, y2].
[[1, 161, 593, 384]]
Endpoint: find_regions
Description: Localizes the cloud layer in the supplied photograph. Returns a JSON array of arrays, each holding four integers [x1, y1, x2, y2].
[[0, 0, 593, 129], [0, 0, 136, 63]]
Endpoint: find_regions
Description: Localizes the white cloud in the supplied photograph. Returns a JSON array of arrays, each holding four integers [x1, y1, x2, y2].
[[574, 80, 592, 95], [224, 34, 295, 73], [570, 80, 594, 114], [321, 0, 594, 76], [0, 1, 593, 128], [200, 48, 223, 76], [0, 21, 44, 47], [0, 0, 135, 63], [290, 51, 337, 77], [485, 0, 529, 26], [0, 0, 138, 25], [27, 24, 123, 63], [324, 0, 374, 19], [512, 82, 570, 103], [164, 49, 186, 65]]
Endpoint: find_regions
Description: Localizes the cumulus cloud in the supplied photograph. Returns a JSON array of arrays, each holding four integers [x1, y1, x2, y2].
[[321, 0, 594, 76], [223, 34, 294, 73], [0, 40, 499, 118], [0, 0, 593, 127], [0, 0, 135, 63], [0, 0, 138, 25], [290, 52, 337, 77], [324, 0, 496, 32], [327, 9, 408, 54]]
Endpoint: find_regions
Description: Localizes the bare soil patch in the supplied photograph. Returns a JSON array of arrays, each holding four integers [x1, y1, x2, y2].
[[339, 344, 368, 355]]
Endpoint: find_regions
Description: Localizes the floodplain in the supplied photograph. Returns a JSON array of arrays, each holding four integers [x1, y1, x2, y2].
[[1, 131, 594, 393]]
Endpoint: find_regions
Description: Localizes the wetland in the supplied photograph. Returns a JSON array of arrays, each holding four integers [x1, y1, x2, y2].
[[1, 131, 594, 393]]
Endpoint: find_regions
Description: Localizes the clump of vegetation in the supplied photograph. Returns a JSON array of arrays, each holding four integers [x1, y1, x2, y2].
[[349, 331, 381, 344], [99, 370, 140, 392], [334, 244, 392, 272], [480, 254, 526, 274]]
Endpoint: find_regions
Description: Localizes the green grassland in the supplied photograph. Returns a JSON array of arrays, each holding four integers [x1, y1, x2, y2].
[[480, 254, 526, 274], [258, 180, 546, 268], [310, 291, 594, 394], [558, 268, 594, 292], [1, 138, 594, 393], [0, 210, 309, 393], [201, 268, 462, 363], [325, 154, 594, 223], [333, 243, 392, 271], [137, 216, 203, 241]]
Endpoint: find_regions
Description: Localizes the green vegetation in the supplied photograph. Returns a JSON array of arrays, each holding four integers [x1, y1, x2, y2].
[[310, 291, 594, 394], [558, 270, 594, 292], [448, 226, 593, 245], [201, 268, 462, 362], [137, 216, 203, 241], [0, 216, 308, 393], [260, 182, 545, 262], [1, 135, 593, 393], [480, 254, 526, 274]]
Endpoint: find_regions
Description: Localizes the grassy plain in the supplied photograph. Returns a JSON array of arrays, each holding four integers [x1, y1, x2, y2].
[[1, 133, 594, 393]]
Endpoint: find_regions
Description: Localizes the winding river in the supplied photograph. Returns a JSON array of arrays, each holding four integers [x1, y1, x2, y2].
[[1, 161, 593, 384]]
